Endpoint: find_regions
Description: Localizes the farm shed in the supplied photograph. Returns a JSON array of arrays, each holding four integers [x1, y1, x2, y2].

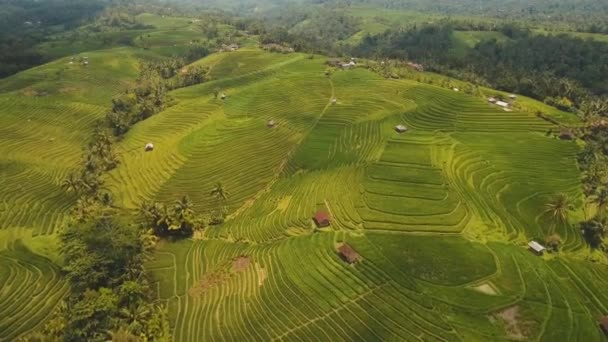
[[395, 125, 408, 133], [313, 211, 330, 228], [600, 316, 608, 336], [337, 244, 360, 264], [145, 143, 154, 152], [267, 120, 276, 128], [495, 101, 509, 108], [559, 129, 575, 140], [528, 241, 546, 255]]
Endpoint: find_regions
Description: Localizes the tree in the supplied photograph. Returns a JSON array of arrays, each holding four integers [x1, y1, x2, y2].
[[61, 173, 83, 194], [545, 234, 563, 252], [544, 193, 574, 230], [588, 188, 608, 220], [210, 182, 228, 201], [170, 195, 195, 233], [581, 219, 606, 249], [210, 182, 228, 224]]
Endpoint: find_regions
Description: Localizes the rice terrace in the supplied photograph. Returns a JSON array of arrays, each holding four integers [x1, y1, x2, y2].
[[2, 1, 608, 341]]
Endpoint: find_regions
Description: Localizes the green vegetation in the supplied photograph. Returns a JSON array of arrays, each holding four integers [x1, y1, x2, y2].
[[1, 2, 608, 341]]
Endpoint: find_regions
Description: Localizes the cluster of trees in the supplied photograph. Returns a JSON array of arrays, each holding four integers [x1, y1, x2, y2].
[[61, 128, 118, 207], [0, 0, 107, 77], [139, 196, 202, 237], [89, 7, 154, 32], [106, 56, 210, 137], [31, 213, 171, 341], [353, 23, 608, 111], [544, 190, 608, 252], [250, 7, 359, 55], [138, 181, 230, 237]]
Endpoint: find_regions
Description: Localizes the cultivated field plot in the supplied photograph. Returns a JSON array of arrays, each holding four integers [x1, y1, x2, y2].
[[0, 41, 604, 340], [122, 50, 601, 341]]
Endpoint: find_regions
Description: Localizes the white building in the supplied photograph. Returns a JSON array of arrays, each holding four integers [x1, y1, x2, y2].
[[495, 100, 509, 108], [528, 241, 546, 255]]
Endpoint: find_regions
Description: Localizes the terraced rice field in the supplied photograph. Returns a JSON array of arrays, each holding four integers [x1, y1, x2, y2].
[[0, 47, 151, 339], [103, 49, 603, 340], [0, 42, 605, 340]]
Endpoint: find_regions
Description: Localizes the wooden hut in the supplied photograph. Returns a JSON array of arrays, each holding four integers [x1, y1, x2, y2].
[[559, 128, 575, 140], [313, 211, 330, 228], [337, 244, 360, 264], [600, 316, 608, 336]]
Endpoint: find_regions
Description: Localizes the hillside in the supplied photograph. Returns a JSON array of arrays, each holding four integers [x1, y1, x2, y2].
[[1, 12, 608, 342]]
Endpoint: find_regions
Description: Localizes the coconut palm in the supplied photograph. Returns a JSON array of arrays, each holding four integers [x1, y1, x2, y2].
[[210, 182, 228, 222], [173, 195, 194, 222], [210, 182, 228, 201], [61, 173, 83, 194], [588, 188, 608, 219], [544, 193, 574, 228]]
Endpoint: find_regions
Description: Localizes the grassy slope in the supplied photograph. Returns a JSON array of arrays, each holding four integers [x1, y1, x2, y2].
[[106, 49, 601, 341], [0, 14, 213, 339], [0, 14, 605, 341]]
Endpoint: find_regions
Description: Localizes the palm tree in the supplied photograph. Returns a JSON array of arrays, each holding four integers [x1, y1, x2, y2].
[[588, 188, 608, 219], [173, 195, 194, 222], [210, 182, 228, 201], [61, 173, 83, 194], [210, 182, 228, 222], [544, 193, 574, 230]]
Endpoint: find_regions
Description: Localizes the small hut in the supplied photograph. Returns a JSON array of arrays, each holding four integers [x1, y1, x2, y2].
[[495, 100, 510, 108], [221, 93, 227, 100], [509, 94, 517, 100], [600, 317, 608, 336], [528, 241, 546, 256], [395, 124, 408, 133], [267, 119, 276, 128], [145, 143, 154, 152], [559, 128, 575, 140], [337, 244, 360, 264], [331, 98, 337, 104], [453, 88, 459, 92], [313, 211, 330, 228], [487, 97, 497, 103]]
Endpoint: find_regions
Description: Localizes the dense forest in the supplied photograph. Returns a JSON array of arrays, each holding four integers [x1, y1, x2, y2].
[[352, 24, 608, 110], [0, 0, 108, 77]]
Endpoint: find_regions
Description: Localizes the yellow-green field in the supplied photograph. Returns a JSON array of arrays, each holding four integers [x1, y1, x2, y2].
[[1, 15, 607, 341]]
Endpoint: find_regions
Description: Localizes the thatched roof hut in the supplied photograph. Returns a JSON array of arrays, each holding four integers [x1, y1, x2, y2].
[[313, 211, 330, 228], [337, 244, 360, 264], [600, 317, 608, 336], [145, 143, 154, 152], [559, 128, 575, 140]]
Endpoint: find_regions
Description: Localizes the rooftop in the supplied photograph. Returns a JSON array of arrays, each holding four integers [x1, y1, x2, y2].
[[528, 241, 546, 253], [337, 244, 360, 264]]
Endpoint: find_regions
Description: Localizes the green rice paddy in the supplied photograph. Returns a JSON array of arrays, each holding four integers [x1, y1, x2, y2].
[[0, 15, 606, 341]]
